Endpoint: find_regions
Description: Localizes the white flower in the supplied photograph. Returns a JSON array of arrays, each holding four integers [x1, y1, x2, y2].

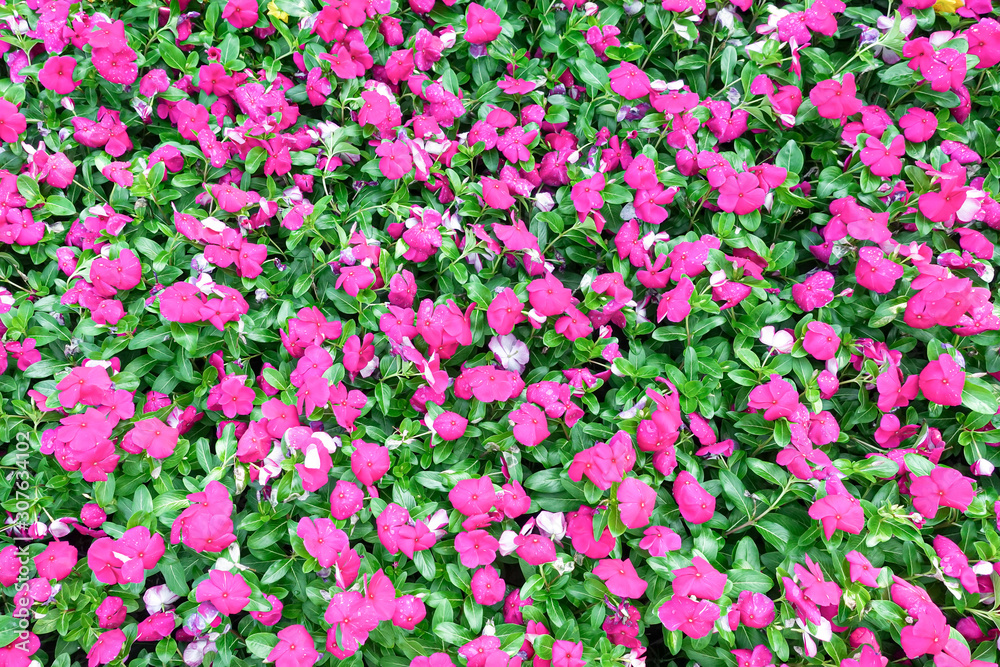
[[535, 511, 566, 541], [489, 334, 530, 373], [759, 325, 795, 354], [144, 585, 180, 615]]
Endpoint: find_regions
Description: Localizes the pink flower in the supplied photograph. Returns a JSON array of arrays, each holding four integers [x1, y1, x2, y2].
[[808, 494, 864, 539], [450, 477, 495, 516], [482, 177, 514, 209], [330, 481, 364, 520], [572, 174, 605, 214], [919, 354, 965, 406], [101, 594, 140, 629], [297, 518, 349, 567], [639, 525, 681, 556], [801, 321, 841, 360], [747, 374, 801, 421], [656, 277, 694, 323], [351, 440, 390, 488], [487, 288, 526, 334], [551, 641, 585, 667], [527, 273, 572, 317], [0, 99, 27, 143], [514, 534, 557, 564], [672, 557, 727, 600], [860, 134, 905, 177], [900, 607, 950, 658], [509, 403, 550, 447], [34, 542, 77, 581], [267, 625, 320, 667], [454, 529, 499, 567], [39, 56, 80, 94], [88, 629, 126, 667], [471, 565, 506, 605], [376, 141, 413, 180], [855, 247, 904, 294], [251, 595, 284, 626], [223, 0, 259, 28], [672, 471, 716, 524], [910, 465, 975, 518], [593, 558, 648, 599], [195, 570, 251, 615], [434, 411, 468, 441], [900, 107, 937, 142], [465, 3, 502, 44], [731, 591, 775, 629], [792, 271, 835, 311], [846, 550, 882, 587], [717, 173, 765, 215], [392, 595, 426, 630], [658, 595, 720, 638], [609, 62, 651, 100], [617, 477, 657, 528], [810, 73, 862, 120]]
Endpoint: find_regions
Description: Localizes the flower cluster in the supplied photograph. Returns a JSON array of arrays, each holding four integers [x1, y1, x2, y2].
[[3, 0, 1000, 667]]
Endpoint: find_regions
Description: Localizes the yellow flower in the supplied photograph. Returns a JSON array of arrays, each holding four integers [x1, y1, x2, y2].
[[932, 0, 963, 13], [267, 1, 289, 22]]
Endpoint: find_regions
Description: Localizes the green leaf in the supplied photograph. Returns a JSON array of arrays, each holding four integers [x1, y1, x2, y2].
[[963, 376, 1000, 415], [45, 195, 76, 216], [246, 633, 279, 659], [775, 140, 803, 176], [434, 622, 474, 646], [574, 58, 609, 90], [160, 40, 187, 71]]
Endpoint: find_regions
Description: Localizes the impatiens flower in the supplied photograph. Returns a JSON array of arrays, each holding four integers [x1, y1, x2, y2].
[[593, 558, 648, 599], [909, 465, 975, 518], [658, 595, 720, 639], [808, 494, 865, 539], [195, 570, 251, 615]]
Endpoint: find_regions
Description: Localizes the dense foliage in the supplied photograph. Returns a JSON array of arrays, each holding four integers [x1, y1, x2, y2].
[[3, 0, 1000, 666]]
